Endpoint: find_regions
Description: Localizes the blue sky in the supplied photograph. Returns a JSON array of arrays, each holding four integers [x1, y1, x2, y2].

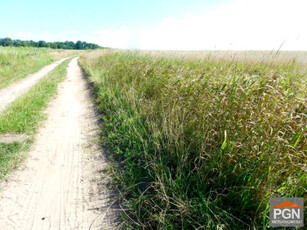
[[1, 0, 306, 50]]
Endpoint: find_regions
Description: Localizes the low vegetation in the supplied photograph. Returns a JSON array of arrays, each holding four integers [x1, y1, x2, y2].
[[0, 46, 76, 89], [80, 51, 306, 229], [0, 58, 70, 180], [0, 47, 54, 89]]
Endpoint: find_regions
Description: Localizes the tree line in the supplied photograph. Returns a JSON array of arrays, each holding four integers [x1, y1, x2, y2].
[[0, 37, 102, 50]]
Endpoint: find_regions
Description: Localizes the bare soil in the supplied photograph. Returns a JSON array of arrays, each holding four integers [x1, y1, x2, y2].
[[0, 58, 67, 113], [0, 58, 118, 229], [0, 133, 28, 143]]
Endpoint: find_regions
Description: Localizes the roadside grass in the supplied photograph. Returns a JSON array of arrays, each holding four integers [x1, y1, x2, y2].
[[0, 46, 75, 89], [79, 51, 306, 229], [0, 140, 32, 181], [0, 58, 71, 181]]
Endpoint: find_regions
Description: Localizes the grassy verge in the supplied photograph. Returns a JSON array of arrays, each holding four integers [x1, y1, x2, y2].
[[0, 58, 71, 180], [79, 51, 306, 229], [0, 140, 31, 181], [0, 46, 74, 89]]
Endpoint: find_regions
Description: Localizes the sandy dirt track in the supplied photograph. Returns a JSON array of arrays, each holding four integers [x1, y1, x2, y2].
[[0, 58, 118, 229], [0, 58, 67, 113]]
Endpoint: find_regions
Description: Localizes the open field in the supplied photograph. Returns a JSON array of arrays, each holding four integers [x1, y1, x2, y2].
[[138, 50, 307, 64], [0, 58, 70, 180], [79, 50, 306, 229], [0, 46, 79, 89]]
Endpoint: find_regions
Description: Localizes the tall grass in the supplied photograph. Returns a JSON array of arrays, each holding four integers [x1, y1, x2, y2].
[[80, 51, 306, 229]]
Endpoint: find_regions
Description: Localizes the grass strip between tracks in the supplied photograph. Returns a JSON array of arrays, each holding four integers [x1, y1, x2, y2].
[[0, 58, 71, 181]]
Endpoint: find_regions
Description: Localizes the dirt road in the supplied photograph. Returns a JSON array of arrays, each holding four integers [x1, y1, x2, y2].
[[0, 58, 67, 113], [0, 58, 118, 229]]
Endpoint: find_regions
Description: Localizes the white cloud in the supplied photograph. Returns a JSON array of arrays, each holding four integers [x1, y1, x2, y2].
[[139, 0, 307, 50], [90, 28, 129, 48]]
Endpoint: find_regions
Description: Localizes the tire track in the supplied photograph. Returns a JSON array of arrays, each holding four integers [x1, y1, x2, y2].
[[0, 57, 118, 229], [0, 58, 68, 113]]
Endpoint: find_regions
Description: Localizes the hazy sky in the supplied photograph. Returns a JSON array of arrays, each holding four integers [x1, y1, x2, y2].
[[1, 0, 306, 50]]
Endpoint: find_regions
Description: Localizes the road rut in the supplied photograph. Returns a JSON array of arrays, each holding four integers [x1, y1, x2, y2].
[[0, 58, 118, 229], [0, 58, 67, 113]]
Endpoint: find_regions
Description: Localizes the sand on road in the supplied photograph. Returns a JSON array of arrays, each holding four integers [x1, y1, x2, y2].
[[0, 57, 118, 229]]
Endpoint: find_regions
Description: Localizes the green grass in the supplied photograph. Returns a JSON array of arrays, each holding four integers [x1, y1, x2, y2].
[[0, 58, 70, 180], [79, 51, 306, 229], [0, 140, 31, 181], [0, 58, 71, 134], [0, 46, 71, 89]]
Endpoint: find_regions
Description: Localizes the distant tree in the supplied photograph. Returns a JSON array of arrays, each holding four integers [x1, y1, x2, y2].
[[56, 42, 63, 49], [64, 41, 75, 49], [0, 37, 102, 50], [38, 40, 47, 47], [22, 40, 30, 47], [13, 40, 18, 46], [49, 42, 57, 49], [0, 38, 13, 46], [29, 40, 38, 47], [82, 41, 87, 49], [74, 41, 82, 50], [13, 39, 25, 47]]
